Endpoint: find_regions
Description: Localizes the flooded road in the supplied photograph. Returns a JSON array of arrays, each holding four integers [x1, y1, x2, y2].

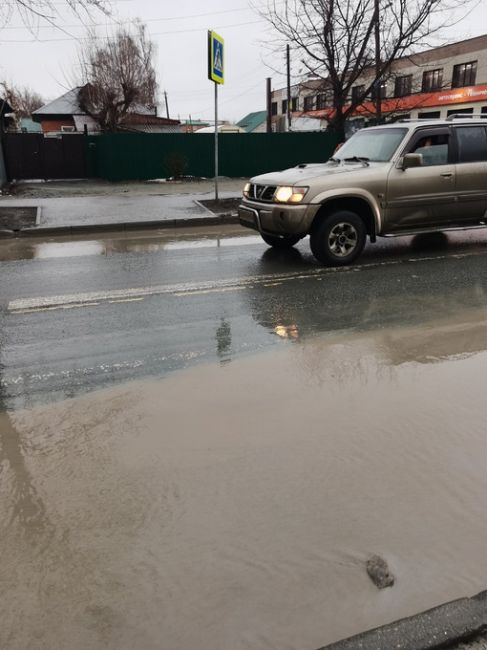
[[3, 315, 487, 650], [2, 226, 487, 648]]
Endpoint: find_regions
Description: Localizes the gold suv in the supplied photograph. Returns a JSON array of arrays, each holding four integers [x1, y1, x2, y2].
[[238, 116, 487, 265]]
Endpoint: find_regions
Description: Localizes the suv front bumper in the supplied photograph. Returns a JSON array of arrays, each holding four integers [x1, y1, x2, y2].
[[238, 199, 319, 236]]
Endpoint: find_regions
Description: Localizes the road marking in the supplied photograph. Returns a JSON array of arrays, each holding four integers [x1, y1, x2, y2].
[[173, 286, 247, 297], [108, 297, 145, 304], [12, 302, 100, 314], [7, 269, 328, 312], [7, 249, 481, 314]]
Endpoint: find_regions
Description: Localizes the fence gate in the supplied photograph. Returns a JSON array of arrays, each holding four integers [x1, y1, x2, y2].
[[3, 133, 87, 181]]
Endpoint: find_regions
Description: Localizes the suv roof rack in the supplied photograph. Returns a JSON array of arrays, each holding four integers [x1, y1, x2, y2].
[[446, 113, 487, 121], [396, 118, 443, 122]]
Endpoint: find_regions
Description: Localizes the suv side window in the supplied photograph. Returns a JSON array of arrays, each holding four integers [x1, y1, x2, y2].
[[455, 126, 487, 163], [406, 131, 450, 166]]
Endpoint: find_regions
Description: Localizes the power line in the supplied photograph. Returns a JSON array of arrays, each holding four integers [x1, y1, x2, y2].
[[2, 5, 254, 30], [191, 80, 265, 118], [0, 18, 264, 42]]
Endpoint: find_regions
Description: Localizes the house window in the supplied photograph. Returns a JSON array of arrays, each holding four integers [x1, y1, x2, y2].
[[371, 80, 387, 100], [316, 93, 327, 110], [61, 125, 75, 132], [271, 102, 278, 116], [351, 84, 365, 104], [282, 98, 298, 113], [422, 68, 443, 92], [303, 95, 314, 111], [452, 61, 477, 88], [394, 75, 412, 98]]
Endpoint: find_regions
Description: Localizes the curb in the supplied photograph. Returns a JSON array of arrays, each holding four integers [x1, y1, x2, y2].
[[7, 214, 240, 238], [317, 591, 487, 650]]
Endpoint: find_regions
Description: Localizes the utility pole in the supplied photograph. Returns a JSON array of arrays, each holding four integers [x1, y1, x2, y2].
[[286, 44, 292, 131], [164, 91, 170, 120], [266, 77, 272, 133], [374, 0, 382, 124]]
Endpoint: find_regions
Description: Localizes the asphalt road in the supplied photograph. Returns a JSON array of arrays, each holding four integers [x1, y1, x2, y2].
[[2, 223, 487, 411]]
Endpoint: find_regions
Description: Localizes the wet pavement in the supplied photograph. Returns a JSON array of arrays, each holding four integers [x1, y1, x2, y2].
[[2, 225, 487, 409], [2, 225, 487, 649]]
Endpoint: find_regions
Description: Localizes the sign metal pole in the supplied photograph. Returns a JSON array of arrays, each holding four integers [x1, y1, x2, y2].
[[215, 81, 219, 200], [208, 30, 224, 203]]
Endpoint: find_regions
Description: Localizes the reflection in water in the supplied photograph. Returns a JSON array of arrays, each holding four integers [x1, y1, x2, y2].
[[0, 233, 260, 262], [274, 324, 299, 339], [248, 248, 487, 370], [0, 413, 53, 547], [216, 318, 232, 363]]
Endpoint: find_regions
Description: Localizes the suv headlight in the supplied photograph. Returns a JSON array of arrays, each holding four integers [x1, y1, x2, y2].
[[274, 186, 309, 203], [243, 182, 251, 198]]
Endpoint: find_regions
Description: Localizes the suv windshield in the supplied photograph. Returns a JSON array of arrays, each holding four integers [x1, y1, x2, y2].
[[334, 127, 407, 163]]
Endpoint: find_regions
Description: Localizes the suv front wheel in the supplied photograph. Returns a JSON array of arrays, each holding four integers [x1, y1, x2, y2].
[[310, 210, 366, 266]]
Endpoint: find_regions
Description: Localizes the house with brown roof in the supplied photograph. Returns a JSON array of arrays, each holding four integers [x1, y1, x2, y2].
[[32, 87, 181, 134]]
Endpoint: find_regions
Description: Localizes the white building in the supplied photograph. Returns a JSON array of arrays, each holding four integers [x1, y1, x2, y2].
[[271, 34, 487, 131]]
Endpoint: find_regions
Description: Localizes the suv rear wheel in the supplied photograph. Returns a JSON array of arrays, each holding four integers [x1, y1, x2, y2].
[[261, 233, 301, 249], [310, 210, 366, 266]]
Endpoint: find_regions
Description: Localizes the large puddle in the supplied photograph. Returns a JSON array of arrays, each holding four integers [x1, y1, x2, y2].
[[2, 315, 487, 649]]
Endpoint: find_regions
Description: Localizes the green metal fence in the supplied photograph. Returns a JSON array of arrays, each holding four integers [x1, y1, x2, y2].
[[86, 132, 341, 182]]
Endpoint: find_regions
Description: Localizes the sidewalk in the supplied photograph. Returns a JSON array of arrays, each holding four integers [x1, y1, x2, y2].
[[0, 179, 245, 236]]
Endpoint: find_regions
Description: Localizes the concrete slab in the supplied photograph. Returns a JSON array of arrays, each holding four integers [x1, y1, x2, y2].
[[318, 591, 487, 650]]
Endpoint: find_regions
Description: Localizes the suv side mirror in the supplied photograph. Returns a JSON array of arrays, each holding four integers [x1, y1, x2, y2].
[[402, 153, 423, 170]]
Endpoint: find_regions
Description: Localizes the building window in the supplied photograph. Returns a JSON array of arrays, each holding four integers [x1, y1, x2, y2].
[[316, 93, 327, 110], [452, 61, 477, 88], [394, 75, 412, 98], [61, 125, 75, 132], [351, 84, 365, 104], [371, 80, 387, 101], [282, 99, 288, 114], [271, 102, 278, 116], [447, 107, 473, 117], [303, 95, 314, 111], [291, 97, 298, 111], [422, 68, 443, 92], [418, 111, 441, 119]]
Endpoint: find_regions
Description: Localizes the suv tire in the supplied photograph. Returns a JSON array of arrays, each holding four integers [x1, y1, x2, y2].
[[310, 210, 366, 266], [261, 233, 301, 249]]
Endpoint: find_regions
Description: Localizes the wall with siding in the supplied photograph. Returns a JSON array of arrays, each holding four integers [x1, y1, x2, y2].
[[86, 131, 341, 182]]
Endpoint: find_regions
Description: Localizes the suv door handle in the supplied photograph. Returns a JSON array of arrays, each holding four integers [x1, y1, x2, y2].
[[440, 172, 453, 178]]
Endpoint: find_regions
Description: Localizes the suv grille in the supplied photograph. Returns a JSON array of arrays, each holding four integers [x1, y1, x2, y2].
[[249, 184, 277, 202]]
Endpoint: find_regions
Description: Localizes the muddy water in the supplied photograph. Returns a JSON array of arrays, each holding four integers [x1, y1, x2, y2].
[[2, 318, 487, 650]]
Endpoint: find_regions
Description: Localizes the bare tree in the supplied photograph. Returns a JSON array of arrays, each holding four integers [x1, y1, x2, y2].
[[1, 0, 108, 30], [256, 0, 474, 138], [77, 23, 158, 132], [0, 81, 44, 118]]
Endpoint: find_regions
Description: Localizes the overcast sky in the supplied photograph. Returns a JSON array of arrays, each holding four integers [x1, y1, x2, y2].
[[1, 0, 487, 124]]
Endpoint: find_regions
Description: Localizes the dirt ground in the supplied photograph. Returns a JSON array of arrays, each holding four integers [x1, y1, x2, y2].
[[6, 178, 247, 199]]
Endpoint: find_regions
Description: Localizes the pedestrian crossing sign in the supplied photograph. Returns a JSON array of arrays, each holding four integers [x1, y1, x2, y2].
[[208, 30, 224, 84]]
